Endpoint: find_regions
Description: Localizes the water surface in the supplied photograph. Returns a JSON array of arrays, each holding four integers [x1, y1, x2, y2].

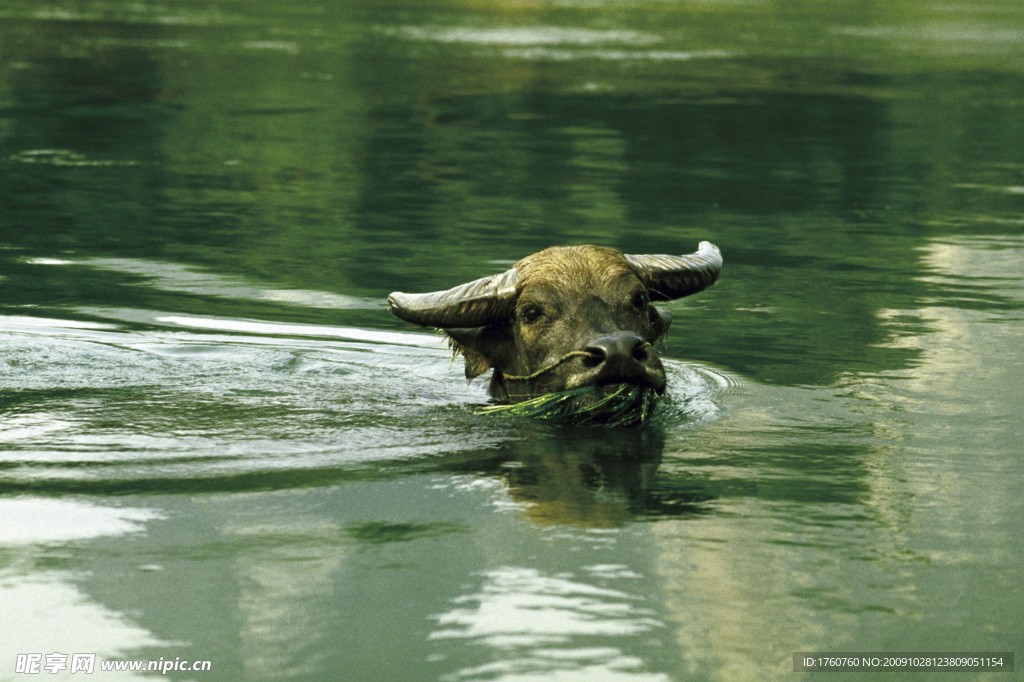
[[1, 1, 1022, 680]]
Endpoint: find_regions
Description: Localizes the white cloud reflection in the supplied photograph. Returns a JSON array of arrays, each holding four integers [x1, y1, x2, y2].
[[431, 566, 668, 681]]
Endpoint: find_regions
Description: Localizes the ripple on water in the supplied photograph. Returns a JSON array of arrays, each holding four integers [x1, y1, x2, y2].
[[0, 312, 734, 495]]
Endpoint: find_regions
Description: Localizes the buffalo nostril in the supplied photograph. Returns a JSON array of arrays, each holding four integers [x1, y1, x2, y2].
[[633, 344, 649, 362], [582, 346, 606, 368], [584, 334, 648, 370]]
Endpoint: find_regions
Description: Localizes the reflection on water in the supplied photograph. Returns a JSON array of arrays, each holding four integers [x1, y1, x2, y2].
[[431, 566, 669, 682], [843, 235, 1024, 567], [1, 577, 171, 682], [448, 425, 724, 527], [9, 149, 141, 167], [0, 499, 173, 682], [0, 498, 161, 545], [646, 235, 1024, 680], [381, 26, 665, 47], [75, 257, 379, 310], [380, 24, 736, 64], [228, 518, 344, 680]]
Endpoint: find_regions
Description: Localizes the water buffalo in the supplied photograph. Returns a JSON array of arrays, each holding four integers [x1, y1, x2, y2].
[[388, 241, 722, 424]]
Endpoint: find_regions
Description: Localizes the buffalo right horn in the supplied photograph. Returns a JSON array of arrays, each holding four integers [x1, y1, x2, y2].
[[387, 268, 519, 328], [626, 241, 723, 302]]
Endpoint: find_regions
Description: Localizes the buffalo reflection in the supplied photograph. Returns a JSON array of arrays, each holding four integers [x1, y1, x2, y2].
[[439, 425, 714, 527]]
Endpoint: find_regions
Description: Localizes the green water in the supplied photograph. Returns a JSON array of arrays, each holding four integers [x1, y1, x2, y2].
[[1, 1, 1022, 680]]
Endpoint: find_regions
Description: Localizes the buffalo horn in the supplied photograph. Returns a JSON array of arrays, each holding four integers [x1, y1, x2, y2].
[[626, 241, 723, 301], [387, 268, 519, 328]]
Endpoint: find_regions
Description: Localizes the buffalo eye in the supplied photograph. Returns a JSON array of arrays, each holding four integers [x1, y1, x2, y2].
[[520, 304, 543, 324], [631, 291, 650, 310]]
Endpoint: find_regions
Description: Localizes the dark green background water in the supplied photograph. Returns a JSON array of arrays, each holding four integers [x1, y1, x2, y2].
[[1, 1, 1022, 680]]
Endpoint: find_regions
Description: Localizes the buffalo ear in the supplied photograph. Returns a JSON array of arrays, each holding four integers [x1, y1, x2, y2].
[[650, 306, 672, 342], [444, 325, 514, 382]]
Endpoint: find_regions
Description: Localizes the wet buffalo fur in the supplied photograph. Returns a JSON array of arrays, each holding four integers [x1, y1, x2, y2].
[[443, 245, 672, 402]]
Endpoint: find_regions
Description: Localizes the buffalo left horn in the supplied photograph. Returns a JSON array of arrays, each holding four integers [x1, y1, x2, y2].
[[387, 268, 519, 328], [626, 241, 723, 302]]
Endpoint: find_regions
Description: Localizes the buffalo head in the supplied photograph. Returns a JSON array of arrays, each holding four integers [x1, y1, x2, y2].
[[388, 241, 722, 423]]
